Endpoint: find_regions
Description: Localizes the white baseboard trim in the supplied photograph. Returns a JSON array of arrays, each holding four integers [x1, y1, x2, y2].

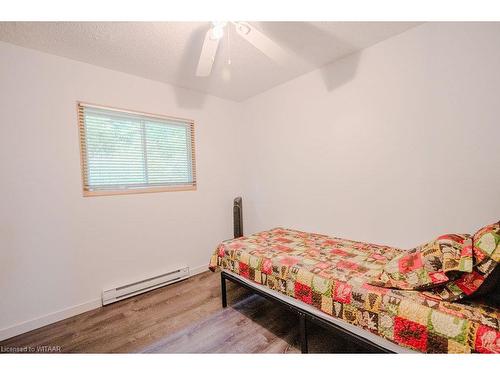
[[189, 264, 209, 277], [0, 298, 102, 342], [0, 264, 210, 342]]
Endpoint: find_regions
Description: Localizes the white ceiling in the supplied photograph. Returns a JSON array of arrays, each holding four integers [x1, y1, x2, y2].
[[0, 22, 422, 101]]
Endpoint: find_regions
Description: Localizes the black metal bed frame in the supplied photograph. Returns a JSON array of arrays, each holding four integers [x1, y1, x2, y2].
[[220, 271, 395, 354]]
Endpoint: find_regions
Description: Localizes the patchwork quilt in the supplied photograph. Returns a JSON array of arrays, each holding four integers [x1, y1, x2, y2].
[[209, 227, 500, 353]]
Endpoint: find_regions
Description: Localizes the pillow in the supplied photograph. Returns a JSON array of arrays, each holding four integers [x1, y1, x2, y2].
[[473, 221, 500, 263], [369, 233, 472, 290], [422, 221, 500, 302]]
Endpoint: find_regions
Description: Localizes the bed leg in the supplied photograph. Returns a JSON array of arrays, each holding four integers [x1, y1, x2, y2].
[[221, 273, 227, 308], [299, 313, 308, 354]]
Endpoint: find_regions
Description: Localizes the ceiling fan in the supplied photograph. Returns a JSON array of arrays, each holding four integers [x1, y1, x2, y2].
[[196, 22, 292, 77]]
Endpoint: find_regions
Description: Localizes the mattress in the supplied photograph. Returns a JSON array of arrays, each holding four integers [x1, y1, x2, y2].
[[209, 227, 500, 353]]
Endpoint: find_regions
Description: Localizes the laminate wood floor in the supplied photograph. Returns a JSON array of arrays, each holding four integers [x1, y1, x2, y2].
[[0, 271, 368, 353]]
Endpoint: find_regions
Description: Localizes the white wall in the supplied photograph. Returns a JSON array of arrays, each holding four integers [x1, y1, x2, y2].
[[241, 22, 500, 248], [0, 41, 242, 337]]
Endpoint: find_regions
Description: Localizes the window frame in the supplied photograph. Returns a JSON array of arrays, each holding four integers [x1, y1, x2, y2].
[[77, 102, 197, 197]]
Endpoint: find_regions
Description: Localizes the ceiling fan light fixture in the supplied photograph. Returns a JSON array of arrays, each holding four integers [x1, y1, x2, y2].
[[210, 27, 224, 40], [210, 21, 227, 40], [197, 21, 292, 78]]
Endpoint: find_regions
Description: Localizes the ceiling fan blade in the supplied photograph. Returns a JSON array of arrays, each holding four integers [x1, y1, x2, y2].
[[196, 29, 220, 77], [234, 22, 292, 65]]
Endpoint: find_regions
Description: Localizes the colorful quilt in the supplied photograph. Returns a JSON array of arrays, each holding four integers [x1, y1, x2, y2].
[[209, 228, 500, 353]]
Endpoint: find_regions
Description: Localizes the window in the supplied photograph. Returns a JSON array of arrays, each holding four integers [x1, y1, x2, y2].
[[78, 103, 196, 196]]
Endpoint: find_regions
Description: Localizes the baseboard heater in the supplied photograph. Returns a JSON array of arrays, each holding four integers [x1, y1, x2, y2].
[[102, 266, 190, 305]]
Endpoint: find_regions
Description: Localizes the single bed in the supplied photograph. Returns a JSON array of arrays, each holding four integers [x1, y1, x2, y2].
[[209, 227, 500, 353]]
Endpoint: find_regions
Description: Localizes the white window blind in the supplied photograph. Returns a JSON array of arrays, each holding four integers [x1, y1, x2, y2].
[[78, 103, 196, 196]]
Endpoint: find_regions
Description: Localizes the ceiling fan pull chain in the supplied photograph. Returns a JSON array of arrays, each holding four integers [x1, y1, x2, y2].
[[227, 24, 232, 65]]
